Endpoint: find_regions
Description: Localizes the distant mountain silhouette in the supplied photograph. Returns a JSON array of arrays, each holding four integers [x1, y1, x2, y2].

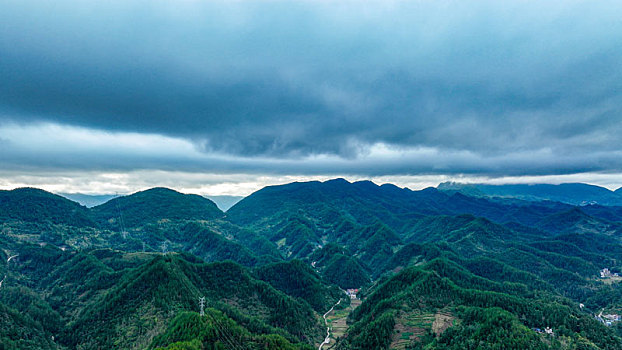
[[438, 182, 622, 206], [204, 195, 243, 211], [59, 193, 115, 207]]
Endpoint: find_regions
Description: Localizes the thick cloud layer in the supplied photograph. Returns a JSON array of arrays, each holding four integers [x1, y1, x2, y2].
[[1, 0, 622, 178]]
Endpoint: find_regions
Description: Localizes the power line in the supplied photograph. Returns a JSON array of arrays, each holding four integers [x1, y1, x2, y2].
[[204, 311, 243, 350], [202, 304, 248, 350]]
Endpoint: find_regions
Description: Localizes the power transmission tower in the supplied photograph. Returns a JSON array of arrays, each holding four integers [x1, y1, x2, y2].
[[199, 297, 205, 317], [115, 193, 128, 239], [161, 240, 168, 254]]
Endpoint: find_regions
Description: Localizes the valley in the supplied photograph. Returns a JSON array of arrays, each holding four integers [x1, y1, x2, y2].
[[319, 299, 341, 350], [323, 298, 362, 349]]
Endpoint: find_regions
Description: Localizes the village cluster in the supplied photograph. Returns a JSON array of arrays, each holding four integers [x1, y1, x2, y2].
[[597, 313, 621, 327], [345, 289, 359, 299], [594, 268, 621, 327], [600, 268, 620, 278], [532, 327, 555, 336]]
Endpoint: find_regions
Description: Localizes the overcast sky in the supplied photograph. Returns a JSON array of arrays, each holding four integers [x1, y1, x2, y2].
[[1, 0, 622, 195]]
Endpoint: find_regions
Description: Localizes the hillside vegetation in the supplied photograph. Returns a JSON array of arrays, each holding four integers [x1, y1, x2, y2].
[[1, 179, 621, 349]]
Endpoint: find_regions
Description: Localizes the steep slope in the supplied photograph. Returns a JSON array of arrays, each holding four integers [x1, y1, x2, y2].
[[0, 302, 59, 350], [536, 207, 619, 235], [150, 310, 312, 350], [403, 214, 520, 245], [0, 241, 324, 349], [254, 259, 344, 312], [308, 244, 371, 289], [128, 220, 280, 267], [391, 223, 617, 302], [65, 254, 324, 349], [339, 261, 622, 350], [0, 187, 94, 227], [92, 187, 223, 229]]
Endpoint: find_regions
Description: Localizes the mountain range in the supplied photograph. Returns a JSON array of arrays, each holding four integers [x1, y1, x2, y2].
[[438, 182, 622, 206], [1, 179, 621, 349]]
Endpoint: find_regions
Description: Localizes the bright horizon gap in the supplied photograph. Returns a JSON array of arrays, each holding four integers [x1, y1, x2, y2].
[[0, 171, 621, 197]]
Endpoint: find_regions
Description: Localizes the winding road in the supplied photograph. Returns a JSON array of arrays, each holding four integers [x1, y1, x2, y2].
[[0, 254, 18, 290], [319, 299, 341, 350]]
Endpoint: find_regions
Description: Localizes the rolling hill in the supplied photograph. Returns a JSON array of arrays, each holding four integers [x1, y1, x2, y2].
[[0, 187, 94, 227], [92, 187, 224, 229]]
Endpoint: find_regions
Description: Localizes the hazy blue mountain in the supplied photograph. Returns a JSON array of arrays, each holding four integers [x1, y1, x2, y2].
[[438, 182, 622, 206], [59, 193, 116, 207], [204, 195, 244, 211]]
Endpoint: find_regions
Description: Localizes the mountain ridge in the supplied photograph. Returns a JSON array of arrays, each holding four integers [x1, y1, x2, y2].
[[438, 182, 622, 206], [92, 187, 224, 228], [0, 187, 94, 227]]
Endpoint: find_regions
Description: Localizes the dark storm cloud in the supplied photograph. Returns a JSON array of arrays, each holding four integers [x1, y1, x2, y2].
[[1, 0, 622, 175]]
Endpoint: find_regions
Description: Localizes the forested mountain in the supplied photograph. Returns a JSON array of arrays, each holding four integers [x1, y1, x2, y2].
[[342, 260, 620, 349], [92, 187, 224, 229], [438, 182, 622, 206], [1, 179, 621, 349], [227, 179, 622, 235], [254, 259, 344, 312], [0, 188, 94, 227], [0, 247, 324, 349]]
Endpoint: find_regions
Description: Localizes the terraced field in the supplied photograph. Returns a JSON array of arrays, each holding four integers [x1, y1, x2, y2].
[[324, 298, 362, 348], [389, 309, 455, 349]]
